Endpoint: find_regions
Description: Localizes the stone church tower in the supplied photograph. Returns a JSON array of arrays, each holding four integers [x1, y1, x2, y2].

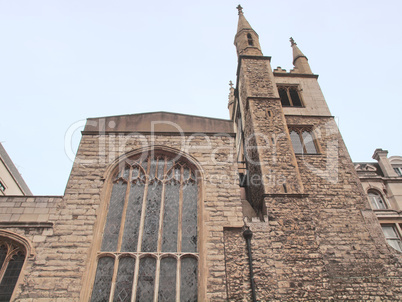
[[0, 6, 401, 302]]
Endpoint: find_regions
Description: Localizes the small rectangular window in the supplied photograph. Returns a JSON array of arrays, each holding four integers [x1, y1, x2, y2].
[[288, 127, 318, 154], [381, 225, 402, 252], [0, 181, 5, 192], [277, 85, 303, 107]]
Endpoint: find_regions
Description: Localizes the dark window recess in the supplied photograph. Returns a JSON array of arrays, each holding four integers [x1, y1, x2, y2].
[[278, 86, 303, 107], [91, 155, 199, 302], [239, 173, 249, 187], [0, 181, 5, 192], [247, 33, 254, 46]]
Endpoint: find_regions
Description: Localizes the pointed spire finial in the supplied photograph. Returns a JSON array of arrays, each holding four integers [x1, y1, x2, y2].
[[236, 4, 243, 15], [290, 37, 296, 46], [229, 80, 234, 88]]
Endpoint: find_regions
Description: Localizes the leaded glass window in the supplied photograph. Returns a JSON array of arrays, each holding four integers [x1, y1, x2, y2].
[[289, 126, 318, 155], [0, 238, 26, 302], [91, 154, 199, 302]]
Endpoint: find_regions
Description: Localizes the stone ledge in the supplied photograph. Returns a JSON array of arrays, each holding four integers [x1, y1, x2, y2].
[[0, 221, 54, 228]]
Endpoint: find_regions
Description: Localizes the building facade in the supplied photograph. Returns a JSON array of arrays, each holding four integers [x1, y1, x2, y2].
[[355, 148, 402, 253], [0, 7, 401, 301], [0, 142, 32, 196]]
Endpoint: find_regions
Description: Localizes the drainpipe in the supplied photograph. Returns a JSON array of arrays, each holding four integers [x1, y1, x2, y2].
[[243, 225, 257, 302]]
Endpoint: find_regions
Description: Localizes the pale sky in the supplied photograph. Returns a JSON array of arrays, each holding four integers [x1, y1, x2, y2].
[[1, 0, 401, 195]]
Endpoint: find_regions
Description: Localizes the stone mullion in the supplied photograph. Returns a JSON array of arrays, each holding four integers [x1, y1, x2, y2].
[[286, 87, 294, 107], [131, 157, 151, 302], [153, 256, 161, 302], [108, 256, 119, 302], [176, 256, 181, 302]]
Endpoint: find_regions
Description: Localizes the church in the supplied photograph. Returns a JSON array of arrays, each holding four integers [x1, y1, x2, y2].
[[0, 6, 401, 301]]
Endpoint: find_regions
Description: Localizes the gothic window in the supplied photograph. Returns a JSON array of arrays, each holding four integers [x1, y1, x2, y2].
[[381, 225, 402, 252], [91, 154, 199, 302], [0, 237, 26, 302], [247, 33, 254, 46], [368, 190, 387, 210], [288, 127, 318, 154], [278, 85, 303, 107]]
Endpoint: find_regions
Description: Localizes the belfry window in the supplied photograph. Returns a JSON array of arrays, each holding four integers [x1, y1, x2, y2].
[[0, 237, 26, 302], [368, 190, 387, 210], [289, 126, 318, 154], [278, 85, 303, 107], [91, 154, 199, 302], [247, 33, 254, 46]]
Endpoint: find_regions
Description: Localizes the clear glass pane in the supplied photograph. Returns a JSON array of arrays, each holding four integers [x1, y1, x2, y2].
[[387, 239, 402, 252], [302, 131, 317, 154], [114, 257, 135, 302], [158, 257, 177, 302], [136, 257, 156, 302], [180, 257, 198, 302], [91, 256, 114, 302], [101, 181, 127, 251], [382, 226, 398, 239], [290, 131, 303, 154], [141, 181, 162, 252], [181, 180, 198, 253], [0, 251, 25, 302], [162, 182, 180, 252], [121, 182, 145, 252]]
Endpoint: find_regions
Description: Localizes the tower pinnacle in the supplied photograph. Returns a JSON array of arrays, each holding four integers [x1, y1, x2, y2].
[[236, 4, 243, 15], [234, 5, 262, 57], [290, 37, 312, 74]]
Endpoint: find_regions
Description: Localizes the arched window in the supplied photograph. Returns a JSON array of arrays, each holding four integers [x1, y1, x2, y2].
[[0, 237, 26, 302], [91, 154, 199, 302], [368, 190, 387, 210], [247, 33, 254, 46]]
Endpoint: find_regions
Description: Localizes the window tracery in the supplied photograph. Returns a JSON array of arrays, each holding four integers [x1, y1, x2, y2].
[[0, 237, 26, 302], [91, 154, 199, 302]]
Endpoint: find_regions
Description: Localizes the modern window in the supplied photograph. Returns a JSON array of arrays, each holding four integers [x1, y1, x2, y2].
[[381, 225, 402, 252], [368, 190, 387, 210], [0, 237, 26, 302], [278, 85, 303, 107], [393, 167, 402, 176], [90, 154, 199, 302], [288, 127, 318, 154]]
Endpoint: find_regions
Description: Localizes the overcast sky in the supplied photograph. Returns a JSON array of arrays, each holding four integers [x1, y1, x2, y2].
[[1, 0, 401, 195]]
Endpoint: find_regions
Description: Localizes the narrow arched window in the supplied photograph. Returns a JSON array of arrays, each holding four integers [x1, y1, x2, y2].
[[0, 237, 26, 302], [368, 190, 387, 210], [91, 154, 199, 301], [247, 33, 254, 46]]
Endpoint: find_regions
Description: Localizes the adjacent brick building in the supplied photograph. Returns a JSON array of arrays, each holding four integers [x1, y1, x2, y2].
[[1, 6, 401, 301]]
